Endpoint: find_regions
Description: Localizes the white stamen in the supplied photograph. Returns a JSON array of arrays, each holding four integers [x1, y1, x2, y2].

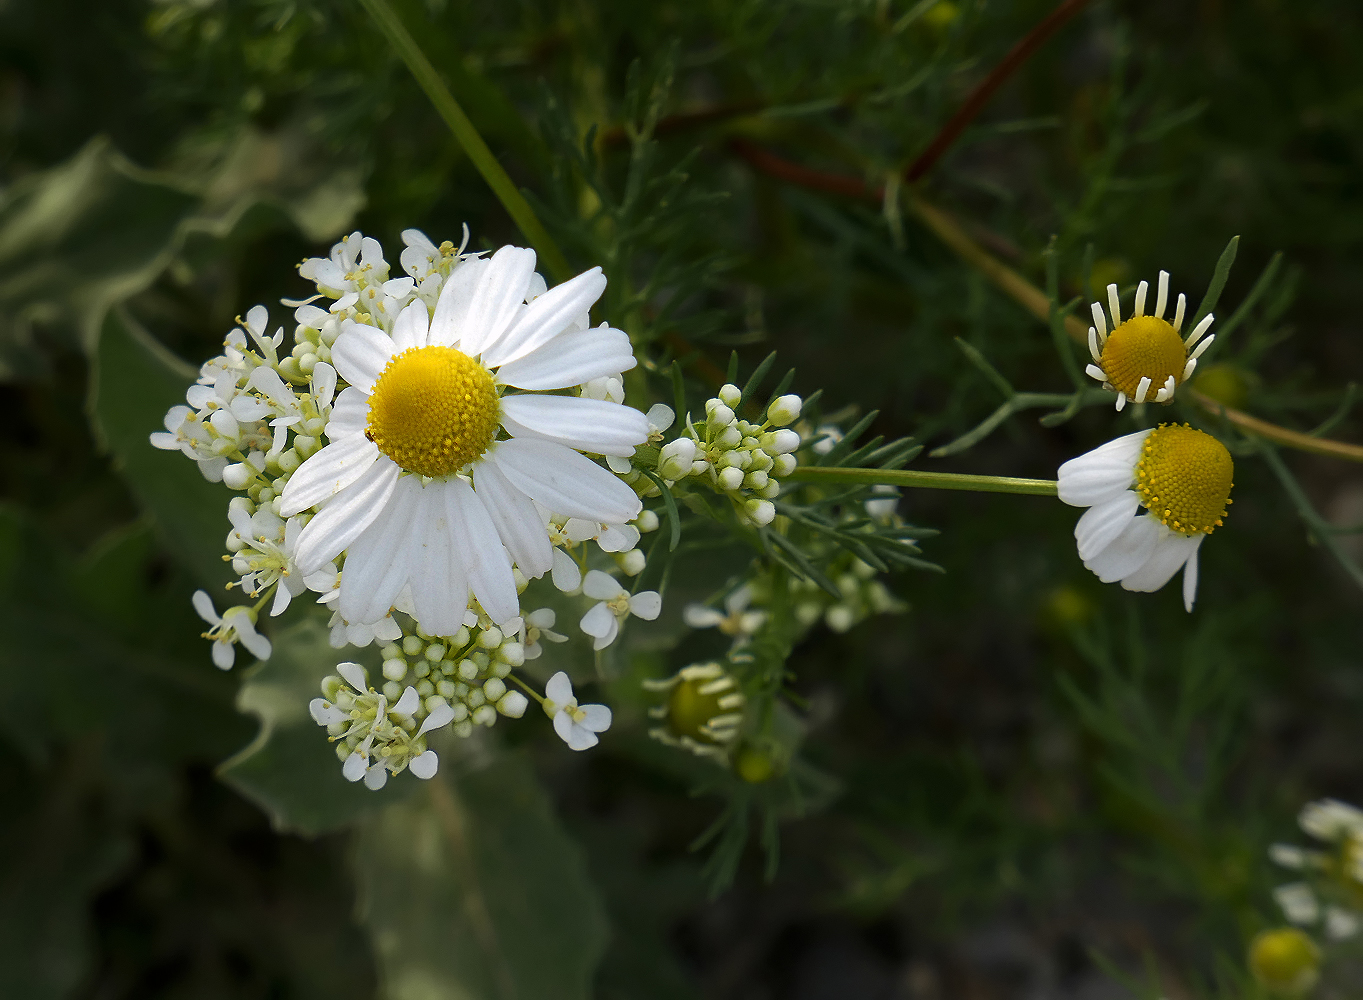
[[1183, 358, 1197, 381], [1115, 392, 1127, 412], [1090, 302, 1107, 338], [1134, 280, 1148, 317], [1173, 293, 1187, 333], [1107, 283, 1122, 326], [1189, 333, 1216, 361], [1088, 328, 1102, 363], [1085, 363, 1107, 381], [1156, 271, 1169, 320], [1186, 314, 1215, 349], [1135, 376, 1151, 404]]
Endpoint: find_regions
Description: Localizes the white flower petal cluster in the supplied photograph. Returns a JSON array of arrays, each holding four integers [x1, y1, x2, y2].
[[579, 570, 662, 650], [542, 672, 612, 751], [192, 590, 271, 669], [1267, 798, 1363, 941]]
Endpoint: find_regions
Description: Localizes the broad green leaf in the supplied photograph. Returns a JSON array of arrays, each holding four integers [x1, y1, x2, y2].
[[87, 306, 229, 589], [220, 616, 416, 836], [353, 748, 609, 1000]]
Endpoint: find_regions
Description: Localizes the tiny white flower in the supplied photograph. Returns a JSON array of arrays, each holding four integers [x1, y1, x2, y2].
[[541, 671, 611, 751], [521, 607, 568, 659], [578, 570, 662, 650], [683, 584, 766, 645], [1275, 882, 1320, 926], [192, 590, 271, 669]]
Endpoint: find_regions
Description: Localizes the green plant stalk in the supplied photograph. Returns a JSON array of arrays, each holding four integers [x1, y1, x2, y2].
[[358, 0, 571, 282], [787, 466, 1058, 496]]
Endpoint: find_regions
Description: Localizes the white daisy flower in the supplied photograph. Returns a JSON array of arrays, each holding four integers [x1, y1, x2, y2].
[[279, 246, 649, 635], [1058, 424, 1233, 612], [192, 590, 272, 668], [1083, 272, 1216, 411], [541, 671, 612, 750], [579, 569, 663, 649]]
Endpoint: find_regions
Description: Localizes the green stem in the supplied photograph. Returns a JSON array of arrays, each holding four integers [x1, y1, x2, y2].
[[358, 0, 571, 282], [507, 673, 546, 707], [786, 466, 1058, 497]]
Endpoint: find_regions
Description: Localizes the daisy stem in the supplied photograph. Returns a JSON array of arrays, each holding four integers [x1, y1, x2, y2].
[[786, 466, 1058, 497], [507, 673, 547, 707], [358, 0, 572, 282]]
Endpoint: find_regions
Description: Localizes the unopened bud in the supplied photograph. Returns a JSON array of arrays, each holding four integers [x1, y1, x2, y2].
[[658, 438, 698, 479], [635, 510, 660, 533], [772, 453, 797, 478], [744, 498, 776, 526], [705, 401, 735, 427], [222, 463, 254, 490], [616, 548, 647, 576], [767, 394, 802, 426], [719, 467, 745, 491], [718, 383, 742, 408], [498, 691, 529, 718]]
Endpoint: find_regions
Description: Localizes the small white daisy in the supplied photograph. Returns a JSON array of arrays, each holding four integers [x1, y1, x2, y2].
[[579, 570, 662, 649], [280, 246, 648, 635], [1058, 424, 1233, 612], [1083, 272, 1216, 410], [542, 671, 612, 750]]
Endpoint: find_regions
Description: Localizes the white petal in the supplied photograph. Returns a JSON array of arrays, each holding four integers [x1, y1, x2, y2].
[[295, 460, 400, 574], [551, 549, 582, 592], [628, 591, 662, 620], [494, 325, 635, 390], [408, 484, 469, 637], [460, 246, 538, 358], [236, 621, 273, 661], [409, 751, 439, 779], [578, 703, 612, 733], [472, 460, 553, 578], [597, 523, 639, 552], [1057, 432, 1149, 507], [1074, 490, 1141, 562], [192, 590, 219, 626], [337, 661, 368, 692], [390, 300, 430, 352], [545, 672, 575, 704], [566, 721, 600, 751], [339, 476, 421, 624], [1120, 527, 1201, 593], [312, 362, 337, 408], [331, 324, 396, 395], [582, 569, 624, 601], [326, 386, 370, 441], [211, 639, 235, 670], [1083, 515, 1161, 583], [1182, 538, 1203, 612], [491, 438, 642, 523], [309, 699, 347, 726], [417, 702, 456, 736], [482, 267, 606, 368], [500, 395, 649, 458], [427, 257, 488, 347], [343, 752, 368, 782], [363, 765, 389, 790], [591, 616, 619, 650], [580, 600, 617, 638], [553, 709, 578, 746], [278, 434, 380, 516], [684, 605, 725, 628], [443, 477, 520, 627], [392, 686, 421, 717]]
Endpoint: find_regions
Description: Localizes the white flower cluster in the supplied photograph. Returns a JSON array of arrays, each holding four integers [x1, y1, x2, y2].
[[156, 227, 674, 783], [1269, 798, 1363, 941], [655, 384, 803, 526]]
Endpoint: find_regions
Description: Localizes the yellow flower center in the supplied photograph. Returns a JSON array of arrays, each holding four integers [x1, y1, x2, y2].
[[1134, 424, 1233, 536], [365, 346, 500, 478], [1248, 928, 1320, 994], [1099, 315, 1188, 397]]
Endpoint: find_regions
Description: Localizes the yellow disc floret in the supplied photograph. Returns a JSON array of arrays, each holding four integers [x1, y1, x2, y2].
[[365, 346, 500, 477], [1099, 315, 1188, 397], [1134, 424, 1233, 536]]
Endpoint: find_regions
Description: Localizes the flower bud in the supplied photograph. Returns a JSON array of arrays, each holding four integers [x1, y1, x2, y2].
[[483, 677, 507, 702], [744, 498, 776, 526], [658, 438, 698, 479], [764, 429, 802, 454], [382, 658, 407, 681], [222, 463, 254, 490], [498, 691, 529, 718], [718, 383, 742, 408], [1249, 928, 1320, 996], [772, 453, 797, 478], [719, 467, 745, 491], [745, 470, 769, 490], [706, 401, 735, 427], [716, 426, 743, 449], [767, 394, 802, 426], [497, 641, 525, 667], [616, 548, 647, 576], [636, 510, 660, 533]]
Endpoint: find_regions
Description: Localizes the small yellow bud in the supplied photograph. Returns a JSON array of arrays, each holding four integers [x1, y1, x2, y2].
[[1249, 928, 1321, 996]]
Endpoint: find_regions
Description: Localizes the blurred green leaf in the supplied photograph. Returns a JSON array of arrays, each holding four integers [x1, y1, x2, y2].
[[353, 748, 609, 1000], [87, 306, 228, 589], [220, 616, 417, 836]]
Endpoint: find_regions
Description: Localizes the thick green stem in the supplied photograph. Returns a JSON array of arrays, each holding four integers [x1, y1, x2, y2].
[[358, 0, 571, 282], [786, 466, 1058, 496]]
